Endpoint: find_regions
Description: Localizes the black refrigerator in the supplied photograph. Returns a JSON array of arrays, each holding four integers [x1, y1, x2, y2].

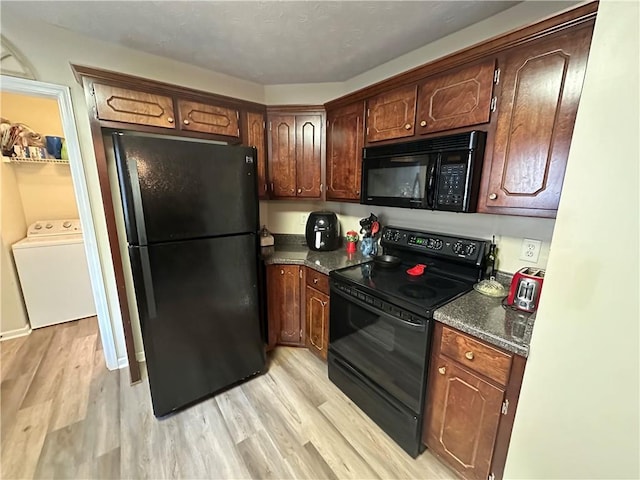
[[113, 133, 266, 417]]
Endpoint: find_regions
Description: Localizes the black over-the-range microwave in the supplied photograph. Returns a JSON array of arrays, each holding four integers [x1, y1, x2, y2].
[[361, 131, 486, 212]]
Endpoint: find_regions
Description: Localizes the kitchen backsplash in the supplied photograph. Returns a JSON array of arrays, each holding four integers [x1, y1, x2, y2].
[[260, 200, 554, 274]]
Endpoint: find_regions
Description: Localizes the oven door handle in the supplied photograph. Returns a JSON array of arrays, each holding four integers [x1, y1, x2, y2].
[[331, 286, 427, 332]]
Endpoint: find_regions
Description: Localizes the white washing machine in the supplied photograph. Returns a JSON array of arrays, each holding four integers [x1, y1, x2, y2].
[[12, 219, 96, 329]]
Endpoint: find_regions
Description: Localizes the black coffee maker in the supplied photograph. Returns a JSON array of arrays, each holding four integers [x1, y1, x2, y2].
[[305, 211, 340, 251]]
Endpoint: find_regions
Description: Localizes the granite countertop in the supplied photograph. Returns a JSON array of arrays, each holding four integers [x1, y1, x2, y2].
[[433, 274, 535, 357], [263, 234, 534, 357], [262, 235, 370, 275]]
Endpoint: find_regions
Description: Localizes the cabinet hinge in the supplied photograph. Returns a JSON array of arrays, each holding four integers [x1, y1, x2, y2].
[[488, 473, 496, 480], [366, 108, 370, 118], [262, 121, 265, 130], [300, 328, 303, 339], [493, 68, 501, 85], [366, 127, 370, 135], [269, 121, 272, 131], [236, 111, 239, 120], [299, 269, 303, 279], [490, 97, 497, 113], [236, 128, 240, 137], [501, 399, 509, 415]]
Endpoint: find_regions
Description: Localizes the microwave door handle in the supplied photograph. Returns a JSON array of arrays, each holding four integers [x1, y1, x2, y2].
[[426, 159, 437, 208]]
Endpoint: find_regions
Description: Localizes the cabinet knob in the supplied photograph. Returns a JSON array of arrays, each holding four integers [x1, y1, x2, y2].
[[356, 190, 360, 196], [291, 188, 295, 193], [489, 193, 498, 200], [280, 269, 284, 275], [297, 188, 302, 194], [465, 351, 475, 360], [183, 119, 190, 125], [420, 120, 427, 127], [313, 278, 318, 284], [438, 366, 446, 375], [404, 123, 412, 130], [167, 117, 174, 124]]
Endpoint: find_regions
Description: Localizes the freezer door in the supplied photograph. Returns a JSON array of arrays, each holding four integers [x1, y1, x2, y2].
[[114, 133, 258, 244], [129, 233, 265, 416]]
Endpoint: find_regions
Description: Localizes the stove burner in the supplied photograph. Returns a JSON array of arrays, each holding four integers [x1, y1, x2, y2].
[[399, 284, 438, 299], [423, 277, 458, 290]]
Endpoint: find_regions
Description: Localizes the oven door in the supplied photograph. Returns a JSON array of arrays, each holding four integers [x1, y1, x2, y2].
[[329, 285, 431, 413]]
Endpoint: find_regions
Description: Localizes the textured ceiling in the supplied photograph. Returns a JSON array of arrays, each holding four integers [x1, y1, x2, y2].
[[1, 1, 520, 84]]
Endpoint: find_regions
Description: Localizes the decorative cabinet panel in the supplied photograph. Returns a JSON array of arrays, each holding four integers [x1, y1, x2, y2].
[[326, 102, 365, 201], [177, 99, 239, 137], [266, 265, 303, 347], [93, 84, 176, 128], [268, 111, 323, 199], [423, 323, 526, 480], [366, 85, 417, 143], [416, 59, 496, 135], [479, 24, 594, 216], [424, 354, 504, 480], [305, 285, 329, 360], [245, 111, 269, 199]]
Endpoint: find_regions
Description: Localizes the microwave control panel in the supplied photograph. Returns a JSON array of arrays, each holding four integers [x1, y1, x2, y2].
[[437, 163, 468, 208]]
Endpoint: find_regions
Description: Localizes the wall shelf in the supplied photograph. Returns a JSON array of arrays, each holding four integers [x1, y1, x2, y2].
[[2, 156, 69, 164]]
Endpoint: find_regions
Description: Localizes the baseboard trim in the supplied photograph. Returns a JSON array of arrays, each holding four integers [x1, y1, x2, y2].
[[116, 350, 146, 370], [0, 325, 32, 341]]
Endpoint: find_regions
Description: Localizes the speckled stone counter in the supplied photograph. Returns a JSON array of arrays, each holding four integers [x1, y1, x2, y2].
[[262, 235, 370, 275], [433, 275, 535, 357]]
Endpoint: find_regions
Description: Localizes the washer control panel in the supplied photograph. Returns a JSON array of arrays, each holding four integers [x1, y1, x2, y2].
[[27, 219, 82, 237]]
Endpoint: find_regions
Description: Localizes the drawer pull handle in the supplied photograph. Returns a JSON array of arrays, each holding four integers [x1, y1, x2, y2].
[[465, 351, 475, 360], [438, 367, 446, 375]]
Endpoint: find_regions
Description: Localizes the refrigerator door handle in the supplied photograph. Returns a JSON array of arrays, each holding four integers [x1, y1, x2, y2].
[[139, 247, 157, 319], [127, 157, 148, 245]]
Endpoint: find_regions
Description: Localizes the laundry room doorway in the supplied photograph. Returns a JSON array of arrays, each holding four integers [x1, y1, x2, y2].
[[0, 75, 117, 370]]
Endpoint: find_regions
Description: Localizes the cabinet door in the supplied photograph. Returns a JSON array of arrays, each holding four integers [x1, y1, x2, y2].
[[268, 115, 297, 198], [424, 355, 504, 480], [480, 25, 593, 214], [266, 265, 302, 346], [93, 83, 176, 128], [295, 114, 323, 198], [177, 99, 240, 137], [305, 285, 329, 360], [326, 102, 364, 201], [246, 111, 268, 199], [416, 59, 496, 135], [366, 84, 417, 143]]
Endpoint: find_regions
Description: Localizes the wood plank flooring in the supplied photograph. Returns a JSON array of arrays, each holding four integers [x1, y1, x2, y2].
[[1, 320, 457, 479]]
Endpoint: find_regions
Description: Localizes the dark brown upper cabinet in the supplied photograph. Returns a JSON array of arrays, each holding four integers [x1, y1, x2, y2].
[[326, 101, 365, 201], [94, 83, 176, 129], [177, 99, 239, 137], [416, 59, 496, 135], [366, 85, 417, 143], [478, 23, 594, 217], [244, 111, 269, 199], [268, 109, 324, 200]]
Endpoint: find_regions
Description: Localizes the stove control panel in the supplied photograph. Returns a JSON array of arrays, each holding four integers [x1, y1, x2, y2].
[[381, 226, 489, 265]]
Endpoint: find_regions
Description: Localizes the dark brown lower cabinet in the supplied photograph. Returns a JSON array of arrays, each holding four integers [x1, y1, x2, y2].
[[266, 264, 303, 347], [305, 285, 329, 360], [423, 323, 526, 480]]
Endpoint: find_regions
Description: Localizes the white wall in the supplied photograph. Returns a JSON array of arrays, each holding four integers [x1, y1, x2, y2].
[[505, 1, 640, 478], [0, 13, 266, 365], [264, 83, 345, 105]]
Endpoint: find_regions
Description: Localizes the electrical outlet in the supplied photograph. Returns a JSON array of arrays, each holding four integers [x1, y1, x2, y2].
[[520, 238, 542, 263], [299, 213, 307, 226]]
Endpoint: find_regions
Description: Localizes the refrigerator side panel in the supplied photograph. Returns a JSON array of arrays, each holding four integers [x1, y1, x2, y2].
[[113, 133, 143, 245], [129, 234, 265, 417], [113, 134, 259, 243]]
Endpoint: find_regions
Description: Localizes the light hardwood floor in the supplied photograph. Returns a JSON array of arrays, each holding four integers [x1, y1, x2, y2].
[[1, 320, 457, 479]]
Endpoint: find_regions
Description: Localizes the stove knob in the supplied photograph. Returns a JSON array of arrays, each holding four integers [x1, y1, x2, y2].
[[34, 223, 42, 230], [452, 242, 464, 254], [465, 244, 476, 256], [63, 221, 72, 228]]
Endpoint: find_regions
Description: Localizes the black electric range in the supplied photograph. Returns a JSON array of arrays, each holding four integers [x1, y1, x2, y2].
[[328, 226, 489, 457]]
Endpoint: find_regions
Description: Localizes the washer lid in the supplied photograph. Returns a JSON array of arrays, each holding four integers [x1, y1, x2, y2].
[[12, 233, 84, 249]]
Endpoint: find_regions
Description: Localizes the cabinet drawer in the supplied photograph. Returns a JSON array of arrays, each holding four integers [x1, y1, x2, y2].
[[305, 269, 329, 295], [177, 99, 239, 137], [94, 83, 176, 128], [440, 326, 512, 385]]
